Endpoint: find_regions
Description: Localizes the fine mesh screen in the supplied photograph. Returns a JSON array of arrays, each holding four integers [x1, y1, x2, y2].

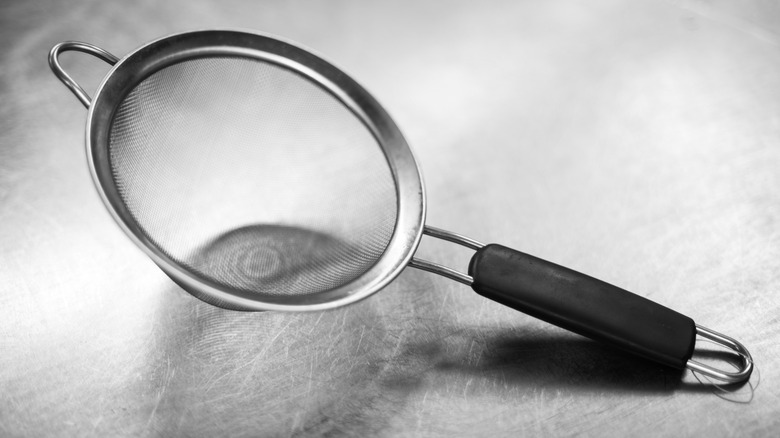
[[108, 56, 398, 296]]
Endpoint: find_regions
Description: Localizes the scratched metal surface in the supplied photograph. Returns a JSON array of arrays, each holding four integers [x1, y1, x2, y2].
[[1, 0, 779, 436]]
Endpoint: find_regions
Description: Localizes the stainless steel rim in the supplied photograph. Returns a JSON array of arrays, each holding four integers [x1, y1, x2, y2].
[[83, 29, 426, 311]]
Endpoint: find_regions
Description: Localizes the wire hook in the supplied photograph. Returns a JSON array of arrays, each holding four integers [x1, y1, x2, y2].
[[686, 324, 754, 384]]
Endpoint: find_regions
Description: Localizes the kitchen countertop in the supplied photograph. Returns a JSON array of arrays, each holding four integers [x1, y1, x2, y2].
[[1, 0, 779, 436]]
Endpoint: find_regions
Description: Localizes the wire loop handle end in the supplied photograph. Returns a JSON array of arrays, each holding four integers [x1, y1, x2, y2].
[[686, 324, 754, 384]]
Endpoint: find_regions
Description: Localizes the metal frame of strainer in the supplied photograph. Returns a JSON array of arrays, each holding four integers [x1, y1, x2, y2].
[[49, 29, 428, 312], [50, 30, 753, 384]]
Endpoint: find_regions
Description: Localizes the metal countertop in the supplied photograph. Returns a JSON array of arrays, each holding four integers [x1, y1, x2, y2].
[[1, 0, 779, 436]]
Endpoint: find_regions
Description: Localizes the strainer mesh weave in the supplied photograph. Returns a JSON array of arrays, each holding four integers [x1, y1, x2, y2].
[[108, 56, 398, 296]]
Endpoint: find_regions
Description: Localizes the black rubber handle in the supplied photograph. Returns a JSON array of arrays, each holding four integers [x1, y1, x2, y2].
[[468, 244, 696, 369]]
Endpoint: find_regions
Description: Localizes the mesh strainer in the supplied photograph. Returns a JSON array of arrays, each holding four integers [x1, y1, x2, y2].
[[50, 30, 752, 383]]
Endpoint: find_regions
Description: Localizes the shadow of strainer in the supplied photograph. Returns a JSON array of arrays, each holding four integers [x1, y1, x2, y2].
[[180, 224, 371, 301]]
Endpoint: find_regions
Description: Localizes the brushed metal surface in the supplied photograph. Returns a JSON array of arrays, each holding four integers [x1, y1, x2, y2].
[[2, 0, 779, 436]]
